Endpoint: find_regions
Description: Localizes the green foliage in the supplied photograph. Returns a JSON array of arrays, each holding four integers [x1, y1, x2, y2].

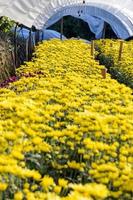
[[49, 16, 95, 40], [49, 16, 117, 40], [95, 40, 133, 88], [0, 16, 14, 33]]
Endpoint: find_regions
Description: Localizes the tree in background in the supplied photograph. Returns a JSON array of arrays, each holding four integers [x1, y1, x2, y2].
[[49, 16, 117, 40], [49, 16, 95, 40], [0, 16, 14, 33]]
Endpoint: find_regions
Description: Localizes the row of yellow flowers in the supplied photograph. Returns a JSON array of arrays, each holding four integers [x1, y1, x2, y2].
[[0, 39, 133, 200], [95, 39, 133, 88]]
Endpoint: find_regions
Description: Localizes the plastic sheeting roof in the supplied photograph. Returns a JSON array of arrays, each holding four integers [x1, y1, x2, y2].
[[1, 0, 133, 38]]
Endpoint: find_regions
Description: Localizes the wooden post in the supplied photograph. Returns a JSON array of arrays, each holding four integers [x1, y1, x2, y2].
[[101, 68, 107, 79], [118, 40, 124, 61], [102, 40, 106, 46], [60, 17, 64, 40], [110, 43, 113, 47], [91, 40, 95, 58]]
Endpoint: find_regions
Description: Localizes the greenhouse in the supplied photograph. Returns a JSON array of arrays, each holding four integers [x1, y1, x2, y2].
[[0, 0, 133, 39], [0, 1, 133, 200]]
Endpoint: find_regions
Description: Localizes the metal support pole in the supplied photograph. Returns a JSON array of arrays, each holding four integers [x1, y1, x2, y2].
[[26, 38, 29, 61], [14, 23, 18, 67], [32, 33, 36, 50], [41, 30, 44, 41], [35, 30, 40, 44], [102, 21, 106, 39], [28, 29, 32, 60], [11, 50, 16, 73], [60, 17, 64, 40]]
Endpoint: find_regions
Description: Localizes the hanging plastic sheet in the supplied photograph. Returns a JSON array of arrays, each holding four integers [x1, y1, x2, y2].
[[81, 16, 104, 39], [42, 29, 66, 40], [44, 14, 105, 39], [14, 27, 66, 40]]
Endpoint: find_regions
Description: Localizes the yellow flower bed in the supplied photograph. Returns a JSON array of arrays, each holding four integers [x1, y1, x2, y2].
[[0, 39, 133, 200], [95, 39, 133, 88]]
